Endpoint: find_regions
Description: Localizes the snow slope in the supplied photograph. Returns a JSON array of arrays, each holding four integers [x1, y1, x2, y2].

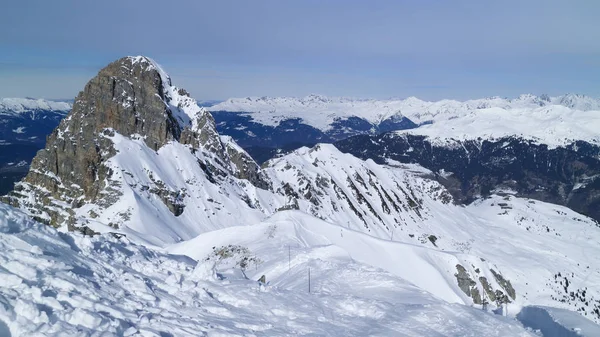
[[210, 94, 600, 147], [395, 105, 600, 148], [0, 203, 541, 336], [171, 195, 600, 325], [61, 132, 281, 246]]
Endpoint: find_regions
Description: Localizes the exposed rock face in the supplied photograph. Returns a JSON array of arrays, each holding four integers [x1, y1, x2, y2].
[[335, 134, 600, 222], [455, 264, 481, 304], [454, 264, 515, 305], [491, 269, 516, 300], [3, 56, 178, 226], [2, 56, 268, 227]]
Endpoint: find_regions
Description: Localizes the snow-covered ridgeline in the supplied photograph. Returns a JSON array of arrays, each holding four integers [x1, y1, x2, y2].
[[211, 94, 600, 125], [210, 94, 600, 147], [395, 105, 600, 148], [0, 98, 71, 114]]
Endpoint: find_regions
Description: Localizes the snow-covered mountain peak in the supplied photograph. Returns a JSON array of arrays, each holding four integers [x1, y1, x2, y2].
[[125, 55, 212, 129], [4, 56, 268, 233], [106, 56, 212, 129]]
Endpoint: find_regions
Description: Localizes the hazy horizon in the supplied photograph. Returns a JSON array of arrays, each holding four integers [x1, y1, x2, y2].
[[4, 92, 599, 104], [1, 1, 599, 101]]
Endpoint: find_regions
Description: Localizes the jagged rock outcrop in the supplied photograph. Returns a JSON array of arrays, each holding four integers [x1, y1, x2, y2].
[[2, 56, 268, 227], [335, 134, 600, 222]]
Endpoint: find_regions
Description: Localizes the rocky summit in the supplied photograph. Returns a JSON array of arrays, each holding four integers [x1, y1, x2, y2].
[[2, 56, 265, 229]]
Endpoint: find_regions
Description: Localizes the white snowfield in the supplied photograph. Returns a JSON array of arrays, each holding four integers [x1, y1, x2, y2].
[[0, 204, 556, 336], [210, 94, 600, 147], [0, 98, 71, 115], [1, 200, 600, 336], [394, 105, 600, 148]]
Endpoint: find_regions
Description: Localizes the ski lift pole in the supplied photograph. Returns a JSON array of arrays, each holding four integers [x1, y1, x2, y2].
[[308, 267, 311, 293]]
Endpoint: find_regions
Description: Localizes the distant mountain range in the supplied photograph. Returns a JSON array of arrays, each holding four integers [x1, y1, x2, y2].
[[211, 93, 600, 126], [0, 98, 71, 195], [209, 93, 600, 148], [2, 92, 599, 178]]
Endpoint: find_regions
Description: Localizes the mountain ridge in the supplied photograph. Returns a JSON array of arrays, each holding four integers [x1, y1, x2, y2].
[[210, 93, 600, 148], [0, 97, 72, 115], [211, 93, 600, 123]]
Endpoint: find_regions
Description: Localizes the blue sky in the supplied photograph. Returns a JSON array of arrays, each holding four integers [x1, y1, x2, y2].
[[1, 0, 599, 100]]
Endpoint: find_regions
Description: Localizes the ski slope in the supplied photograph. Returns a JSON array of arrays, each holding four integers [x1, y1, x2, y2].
[[0, 203, 544, 336]]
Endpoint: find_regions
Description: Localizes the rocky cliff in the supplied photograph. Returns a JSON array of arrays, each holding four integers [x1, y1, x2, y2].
[[2, 56, 266, 228], [335, 134, 600, 222]]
